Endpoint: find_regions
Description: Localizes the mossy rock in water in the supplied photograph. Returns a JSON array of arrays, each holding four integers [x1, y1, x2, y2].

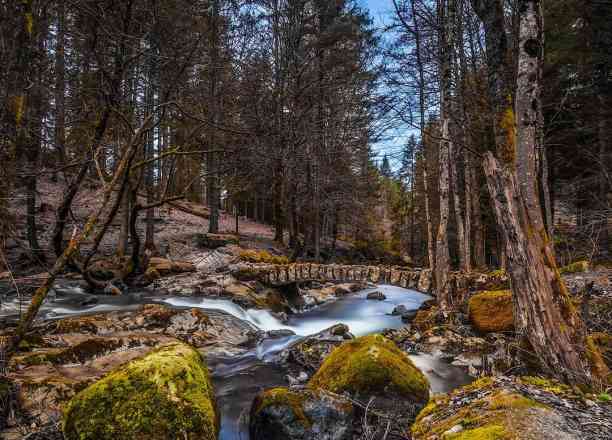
[[468, 290, 514, 333], [250, 387, 354, 440], [308, 334, 429, 410], [62, 342, 218, 440], [559, 260, 589, 274]]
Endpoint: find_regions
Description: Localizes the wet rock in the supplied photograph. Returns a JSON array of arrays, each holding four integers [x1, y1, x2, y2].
[[273, 311, 289, 323], [391, 305, 408, 315], [390, 305, 418, 322], [468, 290, 514, 333], [400, 309, 418, 323], [62, 342, 218, 440], [250, 387, 354, 440], [266, 329, 296, 339], [103, 282, 122, 296], [308, 335, 429, 416], [279, 324, 354, 375], [366, 291, 386, 301]]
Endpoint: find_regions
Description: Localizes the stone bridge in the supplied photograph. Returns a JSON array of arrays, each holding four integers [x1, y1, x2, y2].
[[232, 262, 506, 299], [234, 263, 434, 293]]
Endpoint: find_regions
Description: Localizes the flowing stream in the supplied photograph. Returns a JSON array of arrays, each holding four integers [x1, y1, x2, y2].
[[0, 284, 473, 440], [162, 285, 473, 439]]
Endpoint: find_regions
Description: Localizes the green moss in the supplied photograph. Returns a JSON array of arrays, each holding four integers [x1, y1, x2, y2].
[[468, 290, 514, 333], [487, 391, 544, 411], [412, 378, 546, 440], [487, 269, 506, 278], [559, 260, 589, 274], [585, 334, 611, 383], [462, 377, 495, 393], [519, 376, 571, 395], [252, 387, 311, 428], [62, 342, 218, 440], [446, 424, 508, 439], [239, 249, 289, 265], [308, 334, 429, 403], [597, 393, 611, 402]]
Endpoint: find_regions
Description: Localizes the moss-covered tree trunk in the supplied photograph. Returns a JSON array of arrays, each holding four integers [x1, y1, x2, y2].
[[474, 0, 606, 385]]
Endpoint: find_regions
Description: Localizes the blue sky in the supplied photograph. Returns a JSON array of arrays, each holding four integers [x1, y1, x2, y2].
[[359, 0, 411, 168], [361, 0, 392, 24]]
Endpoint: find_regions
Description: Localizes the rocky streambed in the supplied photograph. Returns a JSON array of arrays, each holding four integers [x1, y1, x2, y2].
[[0, 281, 473, 439], [2, 263, 611, 440]]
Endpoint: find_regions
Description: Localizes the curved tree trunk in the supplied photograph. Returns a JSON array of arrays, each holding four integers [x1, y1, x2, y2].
[[473, 0, 606, 385]]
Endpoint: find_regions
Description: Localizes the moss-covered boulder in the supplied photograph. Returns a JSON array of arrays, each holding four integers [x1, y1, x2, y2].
[[411, 376, 601, 440], [308, 335, 429, 413], [62, 342, 218, 440], [249, 387, 354, 440], [468, 290, 514, 333]]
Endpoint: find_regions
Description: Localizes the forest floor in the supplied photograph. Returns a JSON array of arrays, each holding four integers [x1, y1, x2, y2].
[[2, 175, 287, 278]]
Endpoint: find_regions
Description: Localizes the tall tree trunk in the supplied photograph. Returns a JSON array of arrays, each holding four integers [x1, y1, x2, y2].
[[483, 153, 599, 384], [474, 0, 605, 384], [54, 0, 66, 179], [12, 0, 44, 261], [144, 40, 156, 251], [52, 0, 133, 256], [207, 0, 220, 234], [435, 0, 455, 308], [408, 0, 435, 269], [435, 119, 452, 307], [450, 137, 468, 272], [470, 163, 486, 268], [516, 0, 546, 234]]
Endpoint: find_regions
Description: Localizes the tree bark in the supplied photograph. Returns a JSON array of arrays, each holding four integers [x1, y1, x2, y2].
[[207, 0, 220, 234], [435, 0, 455, 308], [470, 163, 486, 268], [54, 0, 66, 179], [409, 0, 435, 269], [483, 153, 599, 384], [474, 0, 605, 385]]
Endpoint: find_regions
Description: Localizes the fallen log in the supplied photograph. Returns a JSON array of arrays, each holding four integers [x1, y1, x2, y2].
[[168, 202, 210, 219]]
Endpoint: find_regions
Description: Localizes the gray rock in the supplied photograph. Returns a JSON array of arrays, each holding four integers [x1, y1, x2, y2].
[[391, 304, 408, 315], [250, 388, 354, 440], [401, 310, 418, 322], [366, 290, 386, 300], [266, 329, 296, 338], [278, 324, 354, 374]]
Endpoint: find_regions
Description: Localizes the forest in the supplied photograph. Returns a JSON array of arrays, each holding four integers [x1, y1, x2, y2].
[[0, 0, 610, 439]]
